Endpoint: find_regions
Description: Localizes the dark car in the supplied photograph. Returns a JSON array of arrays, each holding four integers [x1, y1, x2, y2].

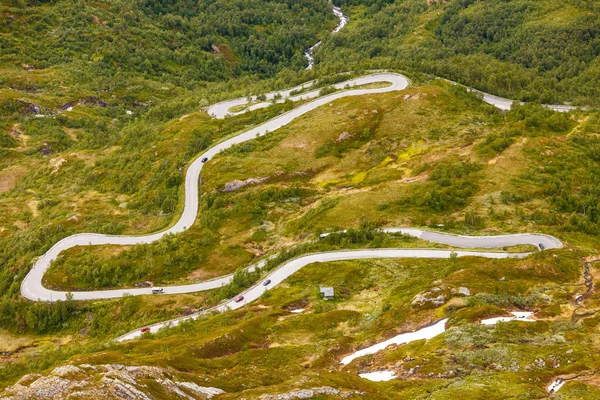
[[263, 279, 272, 286], [539, 243, 545, 250], [140, 327, 150, 333], [234, 295, 244, 302], [201, 157, 209, 163]]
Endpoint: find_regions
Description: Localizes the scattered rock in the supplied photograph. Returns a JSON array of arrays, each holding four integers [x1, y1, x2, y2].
[[49, 157, 66, 174], [25, 102, 41, 115], [335, 131, 354, 143], [458, 287, 470, 296], [79, 97, 109, 108], [221, 177, 268, 192], [21, 63, 35, 71], [38, 143, 53, 155], [259, 386, 360, 399], [60, 102, 75, 111], [411, 291, 446, 307]]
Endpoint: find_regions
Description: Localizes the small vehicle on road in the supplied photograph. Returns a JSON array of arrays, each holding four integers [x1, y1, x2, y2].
[[201, 157, 209, 163], [263, 279, 271, 286], [151, 287, 164, 294], [234, 295, 244, 302], [539, 243, 545, 250], [140, 327, 150, 333]]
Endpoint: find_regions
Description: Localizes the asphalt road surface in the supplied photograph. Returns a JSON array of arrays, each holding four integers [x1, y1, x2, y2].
[[21, 73, 410, 302], [115, 232, 561, 342], [17, 72, 567, 343]]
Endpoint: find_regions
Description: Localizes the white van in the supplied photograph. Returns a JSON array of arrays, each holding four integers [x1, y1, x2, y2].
[[151, 287, 164, 294]]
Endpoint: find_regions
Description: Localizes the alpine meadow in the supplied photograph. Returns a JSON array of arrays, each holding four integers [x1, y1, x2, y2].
[[1, 0, 600, 399]]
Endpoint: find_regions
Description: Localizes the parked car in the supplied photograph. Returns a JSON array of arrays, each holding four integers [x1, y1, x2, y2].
[[234, 295, 244, 302], [263, 279, 272, 286], [140, 327, 150, 333], [201, 157, 209, 163], [539, 243, 545, 250], [151, 287, 164, 294]]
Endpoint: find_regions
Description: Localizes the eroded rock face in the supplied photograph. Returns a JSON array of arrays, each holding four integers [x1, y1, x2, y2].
[[259, 386, 361, 400], [0, 364, 224, 400]]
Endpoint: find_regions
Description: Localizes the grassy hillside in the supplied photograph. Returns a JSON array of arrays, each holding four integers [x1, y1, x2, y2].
[[2, 0, 600, 397], [5, 248, 600, 398], [1, 83, 600, 397], [44, 83, 600, 291]]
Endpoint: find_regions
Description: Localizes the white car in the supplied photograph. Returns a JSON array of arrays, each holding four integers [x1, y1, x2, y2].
[[151, 287, 164, 294]]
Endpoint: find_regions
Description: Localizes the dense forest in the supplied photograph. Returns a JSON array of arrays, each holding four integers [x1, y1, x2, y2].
[[320, 0, 600, 105], [1, 0, 334, 85]]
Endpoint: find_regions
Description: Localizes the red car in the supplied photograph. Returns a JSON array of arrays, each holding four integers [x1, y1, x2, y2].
[[140, 327, 150, 333], [234, 295, 244, 303]]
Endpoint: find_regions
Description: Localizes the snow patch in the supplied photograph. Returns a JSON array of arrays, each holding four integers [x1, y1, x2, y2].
[[481, 311, 535, 326], [548, 379, 565, 393], [359, 371, 397, 382], [340, 319, 448, 365]]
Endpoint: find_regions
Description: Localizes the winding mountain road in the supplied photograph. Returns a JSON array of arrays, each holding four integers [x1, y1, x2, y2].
[[115, 229, 561, 342], [22, 73, 410, 302], [19, 71, 569, 342], [209, 74, 580, 120]]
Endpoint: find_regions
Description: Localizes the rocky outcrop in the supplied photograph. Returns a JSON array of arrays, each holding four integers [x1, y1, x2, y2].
[[221, 177, 269, 192], [335, 132, 354, 143], [457, 287, 471, 296], [259, 386, 361, 399], [411, 288, 447, 307], [0, 364, 224, 400]]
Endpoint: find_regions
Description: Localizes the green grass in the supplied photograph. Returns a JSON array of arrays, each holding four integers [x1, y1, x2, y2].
[[41, 82, 600, 292], [6, 249, 600, 397]]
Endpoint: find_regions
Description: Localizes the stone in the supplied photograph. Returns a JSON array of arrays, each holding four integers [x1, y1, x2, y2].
[[221, 177, 268, 192], [458, 287, 470, 296]]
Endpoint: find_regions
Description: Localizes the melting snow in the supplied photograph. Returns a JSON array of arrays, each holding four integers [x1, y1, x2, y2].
[[548, 379, 565, 393], [290, 309, 304, 314], [359, 371, 397, 382], [340, 319, 448, 365], [481, 312, 535, 325]]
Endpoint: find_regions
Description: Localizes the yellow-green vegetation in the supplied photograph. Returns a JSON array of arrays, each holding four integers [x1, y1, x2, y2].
[[3, 0, 600, 396], [6, 250, 600, 398], [3, 71, 600, 395], [1, 80, 597, 396], [45, 83, 600, 291]]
